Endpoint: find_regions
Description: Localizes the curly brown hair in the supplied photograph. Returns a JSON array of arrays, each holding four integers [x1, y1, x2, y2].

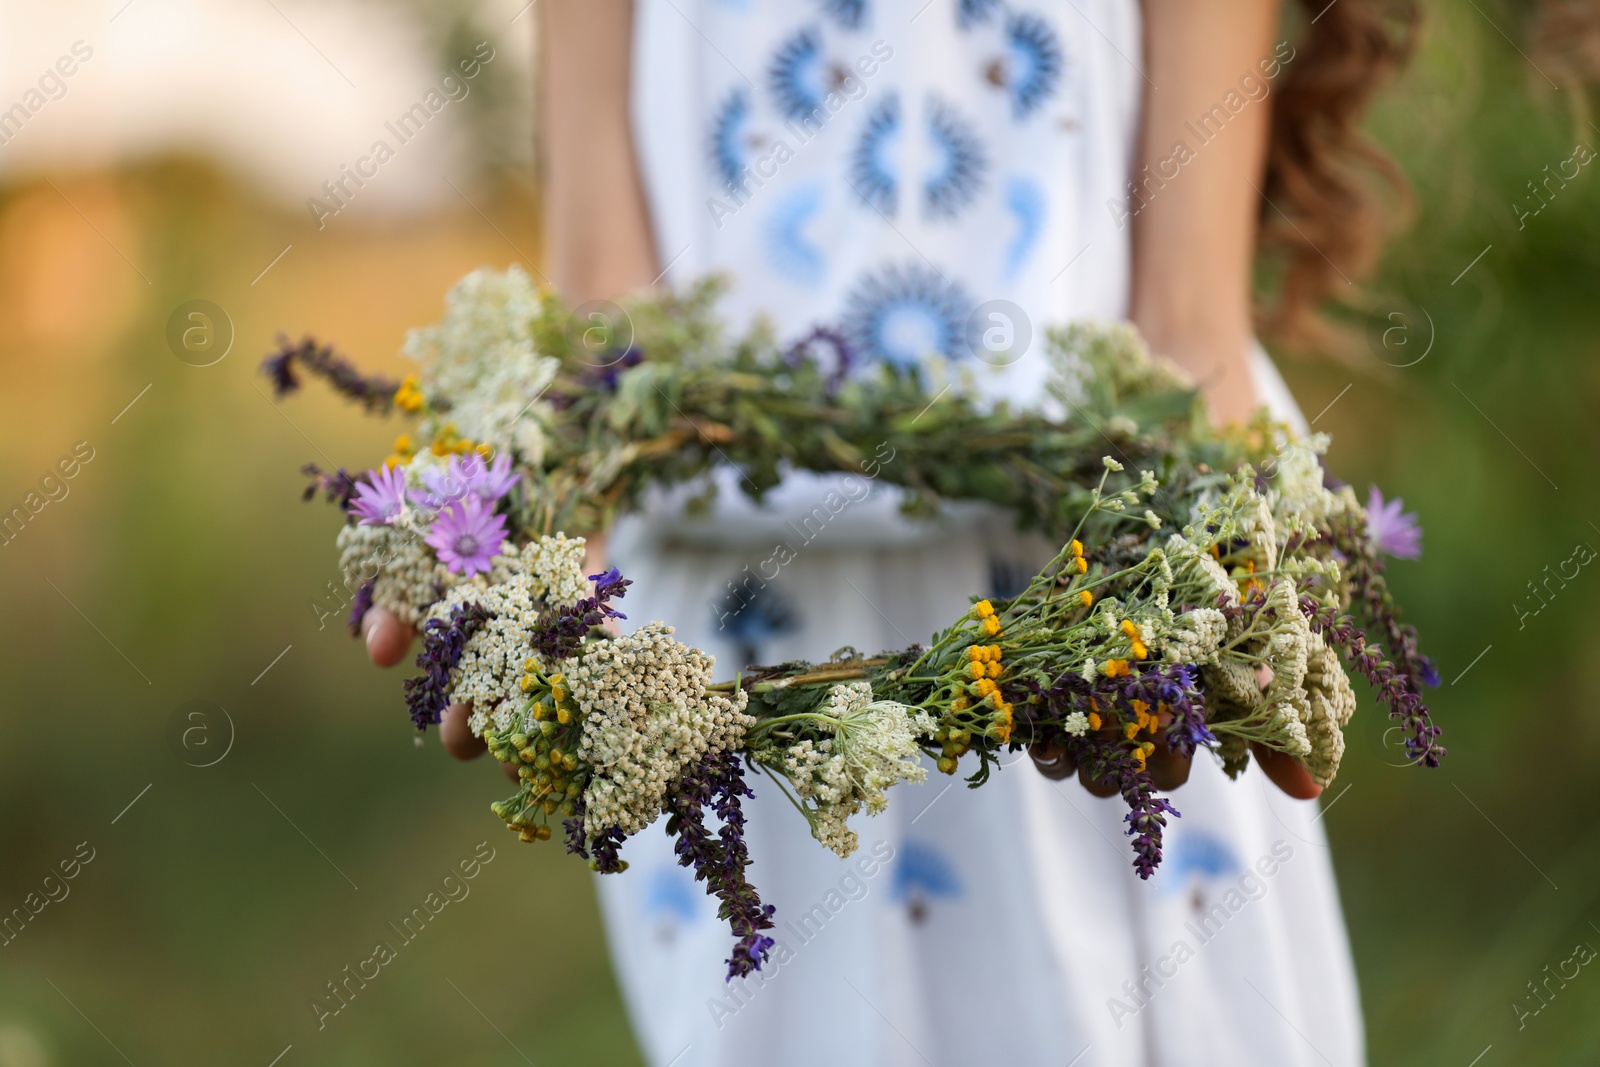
[[1256, 0, 1421, 352]]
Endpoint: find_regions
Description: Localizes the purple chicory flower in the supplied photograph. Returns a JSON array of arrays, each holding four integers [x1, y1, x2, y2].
[[1366, 486, 1422, 559], [349, 465, 410, 526], [412, 452, 521, 510], [424, 495, 508, 576]]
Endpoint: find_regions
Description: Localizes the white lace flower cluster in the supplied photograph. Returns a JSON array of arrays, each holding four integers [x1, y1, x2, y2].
[[1302, 629, 1357, 786], [401, 536, 587, 736], [758, 682, 934, 858], [1164, 533, 1240, 610], [1200, 577, 1338, 772], [1162, 608, 1229, 666], [518, 533, 590, 608], [402, 265, 559, 462], [571, 622, 753, 837], [337, 517, 449, 627]]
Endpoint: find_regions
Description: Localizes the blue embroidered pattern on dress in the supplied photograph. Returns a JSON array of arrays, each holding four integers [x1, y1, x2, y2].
[[1004, 12, 1063, 118], [709, 88, 753, 191], [815, 0, 867, 30], [765, 183, 829, 286], [849, 91, 901, 215], [768, 27, 828, 123], [890, 839, 965, 902], [1002, 174, 1045, 279], [644, 864, 703, 926], [1161, 828, 1242, 895], [841, 262, 973, 366], [957, 0, 1002, 30], [924, 96, 986, 220]]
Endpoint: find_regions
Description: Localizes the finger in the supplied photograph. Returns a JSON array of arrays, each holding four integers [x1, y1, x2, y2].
[[362, 606, 416, 667], [439, 702, 487, 761], [1146, 745, 1192, 791], [1029, 742, 1077, 781], [1251, 742, 1323, 800], [1077, 761, 1121, 798], [500, 760, 521, 784]]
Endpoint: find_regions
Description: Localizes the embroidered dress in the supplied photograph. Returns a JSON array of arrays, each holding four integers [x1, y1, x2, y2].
[[598, 3, 1365, 1064]]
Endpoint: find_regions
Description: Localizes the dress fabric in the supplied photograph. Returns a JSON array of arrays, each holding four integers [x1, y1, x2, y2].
[[597, 3, 1366, 1065]]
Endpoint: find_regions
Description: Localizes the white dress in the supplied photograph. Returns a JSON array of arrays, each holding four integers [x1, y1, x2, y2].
[[598, 3, 1366, 1065]]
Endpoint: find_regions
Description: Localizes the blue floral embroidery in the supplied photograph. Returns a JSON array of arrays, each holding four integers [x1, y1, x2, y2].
[[891, 840, 964, 900], [709, 88, 753, 191], [841, 262, 974, 366], [891, 839, 964, 924], [712, 572, 802, 666], [1161, 828, 1242, 896], [768, 27, 828, 123], [957, 0, 1002, 29], [765, 183, 829, 287], [1004, 13, 1063, 118], [849, 91, 901, 216], [1001, 175, 1045, 279], [815, 0, 867, 30], [643, 863, 704, 934], [923, 96, 986, 221]]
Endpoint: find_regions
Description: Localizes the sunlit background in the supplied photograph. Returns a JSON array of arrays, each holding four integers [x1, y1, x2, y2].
[[1, 1, 1598, 1064]]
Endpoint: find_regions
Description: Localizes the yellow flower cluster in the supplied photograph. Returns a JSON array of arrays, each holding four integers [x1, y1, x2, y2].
[[974, 598, 1002, 637], [1239, 558, 1264, 598], [1125, 698, 1159, 770], [428, 422, 490, 458], [1083, 695, 1163, 770], [1120, 619, 1149, 661], [488, 660, 588, 843], [393, 374, 426, 413], [1069, 538, 1088, 575], [384, 433, 416, 470], [935, 640, 1017, 771]]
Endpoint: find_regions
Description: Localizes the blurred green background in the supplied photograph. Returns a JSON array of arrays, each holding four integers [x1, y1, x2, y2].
[[1, 2, 1598, 1064]]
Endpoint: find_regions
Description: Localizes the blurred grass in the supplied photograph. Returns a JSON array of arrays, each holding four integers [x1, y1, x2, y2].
[[2, 2, 1600, 1064]]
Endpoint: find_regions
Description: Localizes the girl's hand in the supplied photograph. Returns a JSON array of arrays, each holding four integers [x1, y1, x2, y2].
[[360, 608, 515, 778], [359, 533, 610, 781], [1029, 663, 1322, 799]]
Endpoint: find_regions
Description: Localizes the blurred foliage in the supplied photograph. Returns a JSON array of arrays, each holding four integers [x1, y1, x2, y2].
[[1, 2, 1598, 1065]]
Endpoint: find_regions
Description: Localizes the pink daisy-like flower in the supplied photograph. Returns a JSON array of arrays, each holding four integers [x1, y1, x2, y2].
[[349, 465, 409, 526], [424, 494, 508, 576], [412, 452, 520, 510], [1366, 485, 1422, 559]]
